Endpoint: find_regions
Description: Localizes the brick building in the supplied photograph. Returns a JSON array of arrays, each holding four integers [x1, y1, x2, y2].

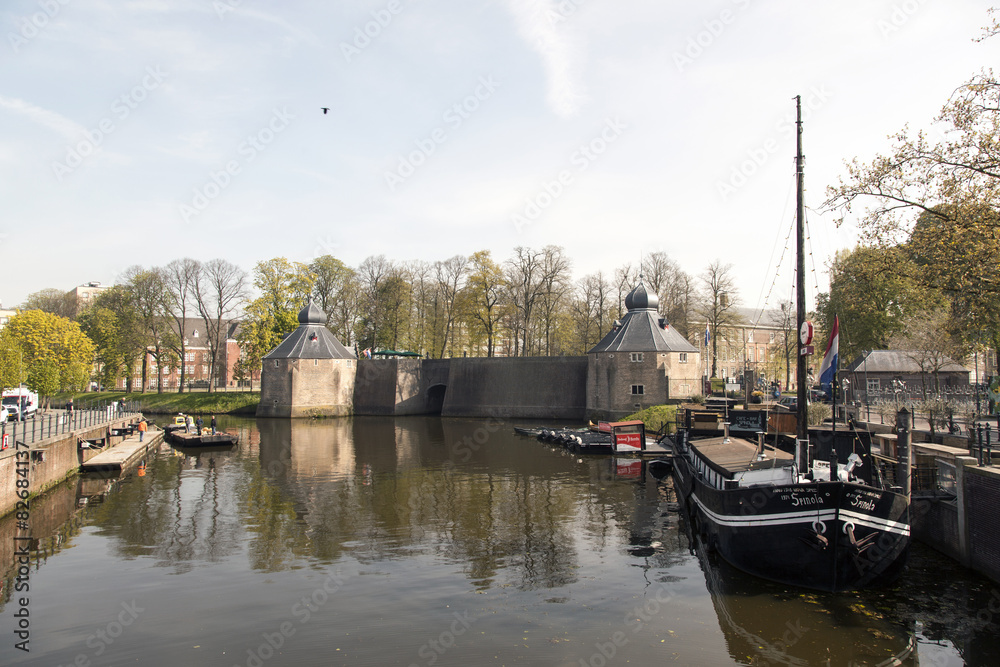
[[586, 281, 701, 417], [117, 318, 250, 391]]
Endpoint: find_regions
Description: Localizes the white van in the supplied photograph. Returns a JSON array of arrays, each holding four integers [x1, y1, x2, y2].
[[2, 388, 38, 421]]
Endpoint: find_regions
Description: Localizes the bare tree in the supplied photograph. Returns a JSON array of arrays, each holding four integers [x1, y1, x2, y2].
[[19, 288, 77, 319], [357, 255, 393, 349], [504, 247, 545, 356], [572, 271, 612, 353], [192, 259, 248, 392], [163, 258, 201, 392], [699, 260, 741, 378], [613, 263, 639, 317], [537, 245, 572, 355], [122, 266, 176, 393], [434, 255, 468, 358], [407, 260, 434, 356]]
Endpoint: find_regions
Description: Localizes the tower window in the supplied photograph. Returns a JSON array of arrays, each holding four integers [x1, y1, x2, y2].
[[631, 385, 644, 395], [630, 353, 644, 362]]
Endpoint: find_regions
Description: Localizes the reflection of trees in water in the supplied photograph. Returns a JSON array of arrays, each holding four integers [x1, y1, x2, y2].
[[253, 418, 691, 592], [87, 449, 248, 573]]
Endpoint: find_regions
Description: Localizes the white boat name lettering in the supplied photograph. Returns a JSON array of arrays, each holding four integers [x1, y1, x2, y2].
[[851, 496, 877, 511], [790, 493, 823, 507]]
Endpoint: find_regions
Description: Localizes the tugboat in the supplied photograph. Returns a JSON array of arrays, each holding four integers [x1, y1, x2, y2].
[[670, 97, 910, 592]]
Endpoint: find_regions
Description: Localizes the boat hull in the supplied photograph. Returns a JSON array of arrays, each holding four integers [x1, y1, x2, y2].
[[165, 431, 238, 447], [673, 452, 909, 592]]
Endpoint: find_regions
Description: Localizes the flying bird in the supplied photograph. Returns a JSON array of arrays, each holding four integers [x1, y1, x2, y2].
[[321, 107, 330, 114]]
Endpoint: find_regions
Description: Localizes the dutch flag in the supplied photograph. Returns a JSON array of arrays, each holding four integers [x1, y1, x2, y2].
[[819, 316, 839, 391], [704, 323, 710, 347]]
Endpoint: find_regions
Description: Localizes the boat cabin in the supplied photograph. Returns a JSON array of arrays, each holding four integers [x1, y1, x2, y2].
[[683, 432, 795, 489]]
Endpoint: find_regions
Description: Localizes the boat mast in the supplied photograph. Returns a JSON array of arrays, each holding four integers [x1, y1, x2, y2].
[[795, 95, 809, 472]]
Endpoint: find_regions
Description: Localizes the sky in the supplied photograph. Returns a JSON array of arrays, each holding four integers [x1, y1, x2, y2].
[[0, 0, 995, 316]]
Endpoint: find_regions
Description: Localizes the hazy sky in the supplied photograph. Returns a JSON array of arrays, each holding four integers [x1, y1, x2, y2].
[[1, 0, 994, 314]]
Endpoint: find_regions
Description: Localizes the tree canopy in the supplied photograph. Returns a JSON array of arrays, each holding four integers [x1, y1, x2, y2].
[[0, 310, 94, 394]]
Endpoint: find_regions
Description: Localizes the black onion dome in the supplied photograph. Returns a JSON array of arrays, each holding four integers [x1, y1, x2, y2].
[[624, 282, 659, 311], [298, 300, 326, 325]]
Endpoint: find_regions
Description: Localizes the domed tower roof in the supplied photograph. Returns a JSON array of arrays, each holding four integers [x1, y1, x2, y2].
[[624, 281, 659, 311], [264, 300, 355, 360], [298, 300, 326, 325], [587, 280, 696, 354]]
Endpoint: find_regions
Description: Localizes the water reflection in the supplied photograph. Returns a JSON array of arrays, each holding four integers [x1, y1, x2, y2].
[[1, 416, 998, 666]]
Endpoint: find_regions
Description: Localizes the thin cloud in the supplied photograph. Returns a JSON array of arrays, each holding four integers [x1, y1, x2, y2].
[[0, 96, 85, 141], [505, 0, 588, 117]]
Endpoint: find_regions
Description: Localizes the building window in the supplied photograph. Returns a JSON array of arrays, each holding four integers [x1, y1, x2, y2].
[[679, 353, 688, 363], [769, 332, 775, 343], [868, 378, 880, 394], [631, 385, 644, 395], [630, 352, 643, 362]]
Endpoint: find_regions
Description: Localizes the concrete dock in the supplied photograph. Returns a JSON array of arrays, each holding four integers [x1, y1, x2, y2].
[[80, 429, 163, 473]]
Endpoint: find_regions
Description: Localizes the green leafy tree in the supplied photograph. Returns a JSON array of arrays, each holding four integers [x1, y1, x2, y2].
[[817, 246, 923, 364], [461, 250, 508, 357], [0, 310, 95, 400], [309, 255, 358, 345], [79, 287, 146, 391]]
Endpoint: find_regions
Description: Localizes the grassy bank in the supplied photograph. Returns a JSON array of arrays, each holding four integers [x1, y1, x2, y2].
[[54, 391, 260, 416], [624, 405, 678, 434]]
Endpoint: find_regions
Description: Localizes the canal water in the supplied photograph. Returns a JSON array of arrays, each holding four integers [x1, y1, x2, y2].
[[2, 416, 999, 666]]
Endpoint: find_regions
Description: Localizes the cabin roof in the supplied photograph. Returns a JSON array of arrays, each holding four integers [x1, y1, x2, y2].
[[691, 436, 794, 478]]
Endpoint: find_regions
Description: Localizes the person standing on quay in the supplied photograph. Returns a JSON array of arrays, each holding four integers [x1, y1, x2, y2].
[[210, 415, 217, 435], [196, 415, 203, 434], [138, 418, 147, 442], [185, 414, 194, 433]]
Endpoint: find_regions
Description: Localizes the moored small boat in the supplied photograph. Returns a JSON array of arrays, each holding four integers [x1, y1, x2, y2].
[[165, 429, 238, 448]]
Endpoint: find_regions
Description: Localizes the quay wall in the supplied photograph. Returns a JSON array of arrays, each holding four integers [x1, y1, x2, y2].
[[442, 357, 587, 420], [0, 416, 140, 518], [352, 357, 587, 419], [911, 456, 1000, 585]]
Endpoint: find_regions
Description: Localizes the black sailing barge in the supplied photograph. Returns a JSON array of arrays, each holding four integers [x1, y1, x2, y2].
[[671, 416, 910, 592], [671, 96, 910, 592]]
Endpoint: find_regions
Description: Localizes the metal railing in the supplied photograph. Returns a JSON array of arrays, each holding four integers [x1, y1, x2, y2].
[[0, 400, 140, 449]]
